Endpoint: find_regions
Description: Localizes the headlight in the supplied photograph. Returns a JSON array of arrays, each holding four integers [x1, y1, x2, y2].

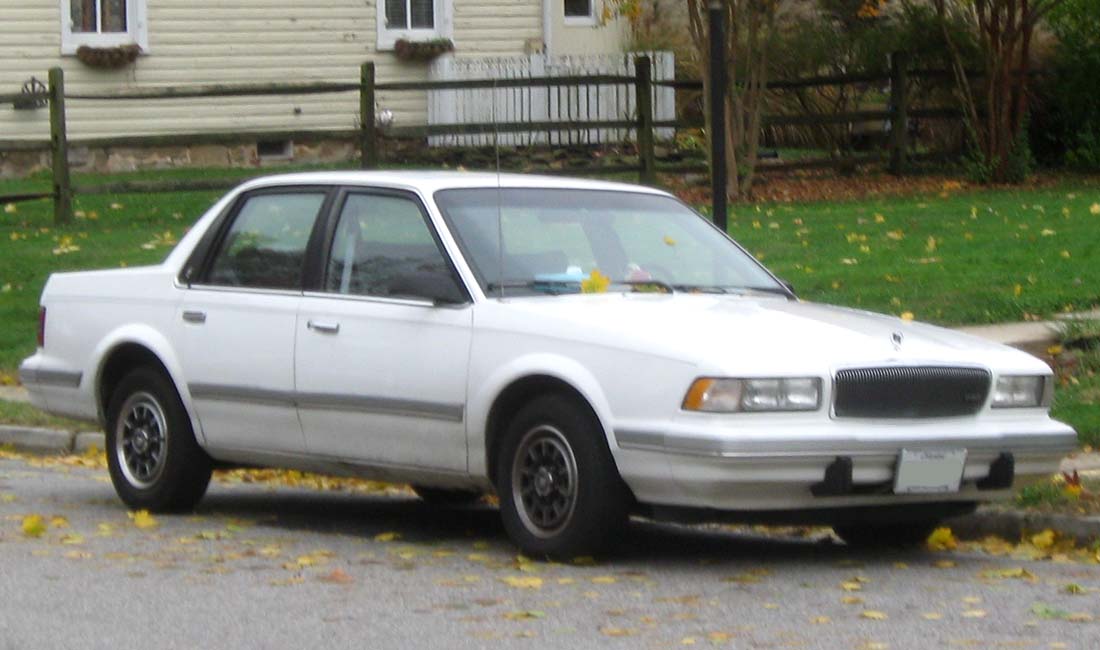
[[683, 377, 821, 412], [991, 375, 1051, 408]]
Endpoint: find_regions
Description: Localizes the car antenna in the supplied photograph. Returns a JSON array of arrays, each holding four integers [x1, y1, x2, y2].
[[493, 76, 504, 300]]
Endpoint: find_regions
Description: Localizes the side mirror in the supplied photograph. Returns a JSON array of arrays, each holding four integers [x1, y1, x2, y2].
[[389, 270, 468, 306]]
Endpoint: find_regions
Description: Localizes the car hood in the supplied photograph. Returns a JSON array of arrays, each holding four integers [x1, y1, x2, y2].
[[482, 293, 1048, 375]]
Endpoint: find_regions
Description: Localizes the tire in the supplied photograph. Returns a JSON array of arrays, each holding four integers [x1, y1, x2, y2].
[[833, 521, 938, 549], [105, 367, 212, 512], [412, 486, 483, 506], [496, 394, 631, 559]]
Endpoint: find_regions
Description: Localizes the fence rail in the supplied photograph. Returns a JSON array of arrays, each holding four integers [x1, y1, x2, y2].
[[1, 54, 966, 224]]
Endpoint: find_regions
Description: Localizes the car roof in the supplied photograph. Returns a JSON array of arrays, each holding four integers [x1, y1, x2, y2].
[[234, 170, 672, 197]]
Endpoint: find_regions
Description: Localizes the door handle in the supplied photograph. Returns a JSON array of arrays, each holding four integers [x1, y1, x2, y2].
[[307, 320, 340, 334], [182, 310, 206, 324]]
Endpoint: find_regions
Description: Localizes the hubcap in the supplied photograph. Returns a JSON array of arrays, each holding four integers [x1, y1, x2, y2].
[[115, 392, 168, 489], [511, 425, 578, 538]]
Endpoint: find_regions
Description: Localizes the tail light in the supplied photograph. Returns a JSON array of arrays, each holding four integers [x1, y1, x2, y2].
[[37, 307, 46, 348]]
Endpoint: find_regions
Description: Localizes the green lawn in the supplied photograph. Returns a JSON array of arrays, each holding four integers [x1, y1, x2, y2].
[[2, 170, 1099, 381], [726, 180, 1100, 325]]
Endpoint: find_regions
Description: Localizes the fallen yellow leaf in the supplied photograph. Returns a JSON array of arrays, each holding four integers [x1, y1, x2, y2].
[[926, 527, 957, 551], [861, 610, 888, 621], [921, 612, 943, 620], [21, 514, 47, 538], [841, 596, 864, 605], [129, 510, 158, 529], [1090, 203, 1100, 215], [599, 627, 635, 637], [810, 615, 830, 624], [590, 575, 617, 584], [1031, 529, 1056, 550], [962, 609, 986, 618], [900, 311, 914, 321], [500, 576, 543, 589]]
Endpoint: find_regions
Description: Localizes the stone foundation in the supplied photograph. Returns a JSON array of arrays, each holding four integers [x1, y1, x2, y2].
[[0, 138, 363, 179]]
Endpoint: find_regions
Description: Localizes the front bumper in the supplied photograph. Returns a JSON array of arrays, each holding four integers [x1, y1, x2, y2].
[[611, 414, 1077, 512]]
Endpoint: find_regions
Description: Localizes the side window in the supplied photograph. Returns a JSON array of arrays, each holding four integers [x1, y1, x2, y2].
[[326, 193, 452, 299], [205, 193, 326, 290]]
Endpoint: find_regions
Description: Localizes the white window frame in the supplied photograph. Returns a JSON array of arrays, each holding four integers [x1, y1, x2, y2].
[[376, 0, 454, 51], [60, 0, 148, 55], [563, 0, 598, 26]]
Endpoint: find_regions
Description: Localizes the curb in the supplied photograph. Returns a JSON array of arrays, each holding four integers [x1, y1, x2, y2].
[[0, 425, 102, 455], [947, 506, 1100, 546]]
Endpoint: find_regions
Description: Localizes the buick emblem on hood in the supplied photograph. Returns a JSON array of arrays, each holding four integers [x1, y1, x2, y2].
[[891, 331, 904, 350]]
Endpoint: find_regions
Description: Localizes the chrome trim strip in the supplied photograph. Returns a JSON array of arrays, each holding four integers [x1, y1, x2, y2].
[[301, 290, 438, 309], [296, 392, 464, 422], [615, 428, 1078, 459], [188, 383, 463, 422], [19, 367, 82, 388], [183, 284, 303, 298], [189, 384, 297, 408]]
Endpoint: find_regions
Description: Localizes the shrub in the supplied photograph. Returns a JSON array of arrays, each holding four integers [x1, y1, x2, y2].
[[1034, 0, 1100, 170]]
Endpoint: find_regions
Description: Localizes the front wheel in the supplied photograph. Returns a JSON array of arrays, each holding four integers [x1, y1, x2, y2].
[[496, 394, 631, 559], [106, 367, 212, 512]]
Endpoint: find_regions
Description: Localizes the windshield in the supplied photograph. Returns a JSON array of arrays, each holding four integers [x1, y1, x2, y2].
[[433, 188, 784, 297]]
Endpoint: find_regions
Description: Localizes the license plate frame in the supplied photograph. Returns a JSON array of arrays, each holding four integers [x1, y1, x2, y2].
[[893, 448, 967, 494]]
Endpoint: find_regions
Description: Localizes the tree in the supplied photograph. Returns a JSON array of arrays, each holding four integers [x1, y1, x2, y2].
[[927, 0, 1066, 182], [685, 0, 792, 200]]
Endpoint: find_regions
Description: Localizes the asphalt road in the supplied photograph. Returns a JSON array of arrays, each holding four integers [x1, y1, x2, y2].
[[1, 457, 1098, 650]]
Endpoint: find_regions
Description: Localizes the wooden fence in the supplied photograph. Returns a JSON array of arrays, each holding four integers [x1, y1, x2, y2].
[[0, 54, 964, 225]]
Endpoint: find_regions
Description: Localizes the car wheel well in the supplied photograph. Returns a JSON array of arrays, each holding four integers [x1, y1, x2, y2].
[[485, 375, 603, 486], [97, 343, 174, 425]]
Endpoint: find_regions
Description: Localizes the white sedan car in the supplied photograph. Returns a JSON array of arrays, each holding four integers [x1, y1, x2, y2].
[[20, 172, 1076, 557]]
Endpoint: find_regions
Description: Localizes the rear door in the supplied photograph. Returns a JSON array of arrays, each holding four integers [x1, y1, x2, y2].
[[177, 187, 332, 455], [295, 188, 473, 472]]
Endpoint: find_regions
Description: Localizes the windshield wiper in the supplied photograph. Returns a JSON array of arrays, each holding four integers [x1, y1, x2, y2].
[[671, 284, 729, 294], [486, 279, 579, 296], [673, 284, 792, 296], [614, 279, 675, 294]]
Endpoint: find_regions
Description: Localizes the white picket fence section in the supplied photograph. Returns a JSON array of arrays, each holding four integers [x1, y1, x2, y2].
[[427, 51, 675, 147]]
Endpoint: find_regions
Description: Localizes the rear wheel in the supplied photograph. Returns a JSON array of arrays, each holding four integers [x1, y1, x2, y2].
[[833, 520, 938, 549], [106, 367, 212, 512], [496, 394, 631, 559], [412, 486, 483, 506]]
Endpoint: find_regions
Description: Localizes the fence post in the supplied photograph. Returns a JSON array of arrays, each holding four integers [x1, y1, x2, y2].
[[360, 62, 378, 169], [708, 1, 728, 231], [634, 56, 656, 185], [889, 51, 909, 176], [48, 67, 72, 225]]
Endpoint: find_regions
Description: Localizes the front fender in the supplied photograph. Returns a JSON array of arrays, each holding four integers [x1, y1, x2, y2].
[[466, 353, 616, 480]]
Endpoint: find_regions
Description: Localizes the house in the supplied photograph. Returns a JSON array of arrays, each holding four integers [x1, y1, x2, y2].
[[0, 0, 635, 175]]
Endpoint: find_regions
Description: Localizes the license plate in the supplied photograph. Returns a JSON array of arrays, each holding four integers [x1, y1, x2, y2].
[[893, 448, 967, 494]]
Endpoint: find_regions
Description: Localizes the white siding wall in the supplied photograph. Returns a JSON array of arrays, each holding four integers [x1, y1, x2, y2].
[[0, 0, 563, 142]]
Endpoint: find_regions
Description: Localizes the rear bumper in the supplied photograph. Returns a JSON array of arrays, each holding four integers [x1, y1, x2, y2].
[[18, 354, 95, 422], [611, 415, 1077, 512]]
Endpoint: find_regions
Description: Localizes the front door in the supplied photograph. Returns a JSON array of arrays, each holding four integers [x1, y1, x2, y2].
[[295, 190, 472, 472], [178, 189, 331, 455]]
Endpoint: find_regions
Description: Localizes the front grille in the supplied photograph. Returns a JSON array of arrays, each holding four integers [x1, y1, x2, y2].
[[833, 366, 991, 418]]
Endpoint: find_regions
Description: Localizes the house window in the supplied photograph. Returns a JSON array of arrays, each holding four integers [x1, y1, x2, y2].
[[564, 0, 597, 24], [61, 0, 148, 55], [377, 0, 452, 51], [386, 0, 434, 30]]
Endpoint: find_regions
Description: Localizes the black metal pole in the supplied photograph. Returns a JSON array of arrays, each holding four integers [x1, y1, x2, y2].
[[708, 2, 727, 231]]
